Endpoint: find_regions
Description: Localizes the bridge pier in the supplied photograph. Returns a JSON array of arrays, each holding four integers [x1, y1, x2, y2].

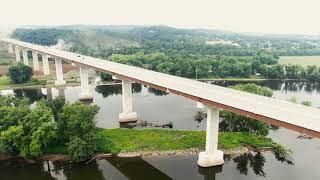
[[14, 46, 20, 62], [32, 51, 40, 71], [198, 107, 224, 167], [119, 79, 137, 122], [79, 66, 93, 100], [54, 58, 66, 85], [22, 49, 29, 66], [8, 43, 13, 54], [42, 54, 50, 75]]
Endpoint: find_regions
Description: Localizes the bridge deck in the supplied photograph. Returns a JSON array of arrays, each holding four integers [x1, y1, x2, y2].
[[2, 38, 320, 138]]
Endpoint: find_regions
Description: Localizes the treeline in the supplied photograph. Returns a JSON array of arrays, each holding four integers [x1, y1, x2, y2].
[[259, 64, 320, 81], [11, 28, 74, 46], [107, 52, 278, 78]]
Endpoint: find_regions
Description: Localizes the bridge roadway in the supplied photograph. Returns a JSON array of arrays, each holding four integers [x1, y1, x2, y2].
[[2, 38, 320, 139]]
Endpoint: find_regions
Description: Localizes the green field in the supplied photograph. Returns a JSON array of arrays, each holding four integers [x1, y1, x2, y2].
[[279, 56, 320, 67]]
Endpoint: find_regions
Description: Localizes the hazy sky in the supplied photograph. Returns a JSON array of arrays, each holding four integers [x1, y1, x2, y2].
[[1, 0, 319, 34]]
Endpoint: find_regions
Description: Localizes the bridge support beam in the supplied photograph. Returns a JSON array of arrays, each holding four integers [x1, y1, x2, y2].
[[22, 49, 29, 66], [79, 66, 93, 100], [8, 44, 13, 54], [42, 54, 50, 75], [15, 46, 20, 62], [54, 58, 66, 85], [119, 79, 137, 122], [32, 51, 40, 71], [198, 107, 224, 167]]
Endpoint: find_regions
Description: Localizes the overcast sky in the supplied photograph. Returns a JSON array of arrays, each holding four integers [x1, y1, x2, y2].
[[0, 0, 319, 34]]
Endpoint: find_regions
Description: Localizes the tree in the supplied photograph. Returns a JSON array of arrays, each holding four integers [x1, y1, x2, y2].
[[285, 64, 305, 79], [59, 102, 100, 161], [21, 101, 57, 157], [8, 63, 33, 84], [305, 65, 320, 82]]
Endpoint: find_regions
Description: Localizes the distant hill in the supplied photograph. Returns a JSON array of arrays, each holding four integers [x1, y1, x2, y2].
[[10, 25, 320, 56]]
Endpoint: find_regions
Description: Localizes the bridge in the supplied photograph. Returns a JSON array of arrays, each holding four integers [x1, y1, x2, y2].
[[1, 38, 320, 167]]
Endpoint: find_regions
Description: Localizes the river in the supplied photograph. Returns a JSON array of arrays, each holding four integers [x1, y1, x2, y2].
[[0, 80, 319, 180]]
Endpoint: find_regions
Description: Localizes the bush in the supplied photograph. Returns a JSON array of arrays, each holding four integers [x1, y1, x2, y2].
[[8, 63, 33, 84], [59, 102, 100, 161]]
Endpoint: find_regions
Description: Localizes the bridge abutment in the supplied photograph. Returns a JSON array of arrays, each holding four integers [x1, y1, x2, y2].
[[198, 107, 224, 167], [54, 58, 66, 85], [32, 51, 40, 71], [79, 66, 93, 100]]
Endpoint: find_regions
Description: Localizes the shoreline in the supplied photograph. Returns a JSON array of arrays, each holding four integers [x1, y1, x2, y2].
[[0, 146, 277, 163]]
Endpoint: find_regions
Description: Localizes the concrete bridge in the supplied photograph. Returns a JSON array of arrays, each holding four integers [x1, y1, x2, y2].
[[1, 38, 320, 167]]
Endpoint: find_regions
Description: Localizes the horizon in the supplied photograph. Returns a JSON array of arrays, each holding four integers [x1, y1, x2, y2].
[[2, 24, 320, 37], [1, 0, 320, 35]]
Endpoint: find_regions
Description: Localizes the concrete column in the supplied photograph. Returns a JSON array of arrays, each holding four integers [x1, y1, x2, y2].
[[79, 66, 93, 100], [119, 80, 137, 122], [54, 58, 66, 85], [22, 49, 29, 65], [42, 54, 50, 75], [14, 46, 21, 62], [8, 44, 13, 54], [198, 107, 224, 167], [32, 51, 40, 71]]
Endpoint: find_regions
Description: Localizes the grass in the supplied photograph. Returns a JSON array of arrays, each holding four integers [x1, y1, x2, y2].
[[0, 75, 47, 89], [279, 56, 320, 67], [44, 128, 290, 160], [95, 128, 281, 154]]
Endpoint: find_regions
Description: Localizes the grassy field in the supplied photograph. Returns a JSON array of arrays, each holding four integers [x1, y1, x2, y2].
[[0, 75, 47, 89], [95, 128, 284, 154], [47, 128, 286, 156], [279, 56, 320, 67]]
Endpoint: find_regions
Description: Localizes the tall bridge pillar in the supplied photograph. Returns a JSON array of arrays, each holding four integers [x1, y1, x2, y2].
[[119, 79, 137, 122], [8, 43, 13, 54], [22, 49, 29, 66], [42, 54, 50, 75], [79, 66, 93, 100], [14, 46, 20, 62], [198, 107, 224, 167], [32, 51, 40, 71], [54, 58, 66, 85]]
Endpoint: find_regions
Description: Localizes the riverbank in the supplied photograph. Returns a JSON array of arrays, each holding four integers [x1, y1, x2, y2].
[[28, 128, 287, 162], [0, 75, 81, 90], [0, 128, 286, 162]]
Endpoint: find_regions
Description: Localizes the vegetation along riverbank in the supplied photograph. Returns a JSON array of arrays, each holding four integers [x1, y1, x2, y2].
[[0, 84, 291, 163]]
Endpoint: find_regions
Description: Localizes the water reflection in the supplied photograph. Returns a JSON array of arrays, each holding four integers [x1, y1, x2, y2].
[[13, 88, 45, 102], [210, 80, 320, 93], [198, 165, 222, 180], [95, 83, 143, 98], [0, 151, 297, 180], [233, 152, 266, 176], [148, 87, 168, 96]]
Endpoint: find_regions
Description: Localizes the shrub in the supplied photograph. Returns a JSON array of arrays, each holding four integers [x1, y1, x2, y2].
[[8, 63, 33, 84], [59, 102, 100, 161]]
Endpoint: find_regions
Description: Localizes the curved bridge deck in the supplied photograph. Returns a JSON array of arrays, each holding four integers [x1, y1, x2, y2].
[[2, 38, 320, 138]]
